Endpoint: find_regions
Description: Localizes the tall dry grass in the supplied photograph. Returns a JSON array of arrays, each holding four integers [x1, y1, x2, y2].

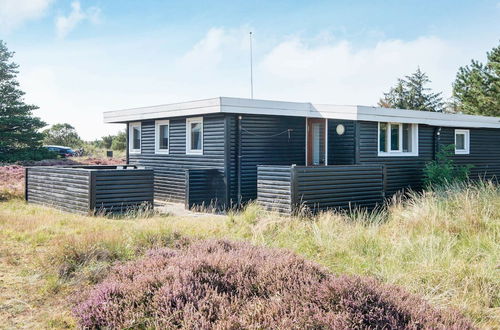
[[0, 181, 498, 328]]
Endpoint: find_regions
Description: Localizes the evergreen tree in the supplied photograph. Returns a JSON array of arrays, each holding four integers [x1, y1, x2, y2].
[[378, 68, 445, 112], [0, 40, 46, 158], [452, 43, 500, 117]]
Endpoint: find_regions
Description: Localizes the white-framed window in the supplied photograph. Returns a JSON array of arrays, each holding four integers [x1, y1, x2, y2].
[[454, 129, 470, 155], [155, 120, 170, 154], [378, 122, 418, 156], [129, 122, 141, 154], [186, 117, 203, 155]]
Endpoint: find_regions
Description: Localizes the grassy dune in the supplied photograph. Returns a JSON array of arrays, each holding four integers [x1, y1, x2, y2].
[[0, 182, 499, 328]]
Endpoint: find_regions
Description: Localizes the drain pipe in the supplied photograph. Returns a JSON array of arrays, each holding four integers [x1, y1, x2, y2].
[[237, 115, 243, 208], [433, 127, 442, 160]]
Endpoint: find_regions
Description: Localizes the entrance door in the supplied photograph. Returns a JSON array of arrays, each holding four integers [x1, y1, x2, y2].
[[307, 118, 326, 166]]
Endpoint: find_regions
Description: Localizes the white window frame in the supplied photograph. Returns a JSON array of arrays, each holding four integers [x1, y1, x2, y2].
[[129, 122, 141, 154], [454, 129, 470, 155], [378, 122, 419, 157], [155, 120, 170, 154], [186, 117, 203, 155]]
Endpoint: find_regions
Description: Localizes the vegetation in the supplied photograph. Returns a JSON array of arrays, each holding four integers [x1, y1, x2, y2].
[[74, 240, 471, 329], [91, 130, 126, 152], [0, 41, 46, 162], [0, 181, 498, 328], [378, 68, 445, 112], [452, 43, 500, 117], [423, 144, 472, 187], [43, 123, 83, 149]]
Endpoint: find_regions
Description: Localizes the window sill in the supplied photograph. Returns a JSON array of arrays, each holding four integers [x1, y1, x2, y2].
[[155, 149, 169, 155], [186, 150, 203, 155], [454, 150, 469, 155], [377, 152, 418, 157], [129, 149, 141, 154]]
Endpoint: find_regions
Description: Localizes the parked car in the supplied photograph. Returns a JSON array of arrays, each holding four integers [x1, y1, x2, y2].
[[44, 145, 76, 158]]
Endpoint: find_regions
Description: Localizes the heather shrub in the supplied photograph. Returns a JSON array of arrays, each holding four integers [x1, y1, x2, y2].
[[74, 240, 472, 329]]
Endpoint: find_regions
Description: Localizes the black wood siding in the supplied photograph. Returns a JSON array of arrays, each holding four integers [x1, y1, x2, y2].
[[236, 115, 306, 203], [257, 165, 293, 213], [358, 121, 435, 195], [26, 167, 91, 214], [185, 168, 226, 210], [93, 169, 154, 213], [257, 165, 384, 214], [129, 114, 226, 202], [439, 127, 500, 180], [26, 166, 153, 215], [328, 119, 356, 165]]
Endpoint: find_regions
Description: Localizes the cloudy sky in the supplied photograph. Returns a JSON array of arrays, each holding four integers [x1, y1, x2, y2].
[[1, 0, 499, 140]]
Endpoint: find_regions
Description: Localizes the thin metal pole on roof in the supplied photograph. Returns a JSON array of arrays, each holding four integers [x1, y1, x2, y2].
[[249, 31, 254, 99]]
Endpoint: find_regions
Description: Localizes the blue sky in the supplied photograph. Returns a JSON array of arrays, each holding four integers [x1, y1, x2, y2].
[[1, 0, 499, 139]]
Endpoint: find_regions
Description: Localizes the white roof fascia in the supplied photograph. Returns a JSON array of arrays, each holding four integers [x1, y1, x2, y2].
[[103, 98, 221, 123], [357, 106, 500, 128], [103, 97, 500, 129]]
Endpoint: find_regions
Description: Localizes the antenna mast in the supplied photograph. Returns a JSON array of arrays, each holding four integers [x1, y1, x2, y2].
[[249, 31, 254, 99]]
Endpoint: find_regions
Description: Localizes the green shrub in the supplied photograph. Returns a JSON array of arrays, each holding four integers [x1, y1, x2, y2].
[[0, 147, 58, 163], [423, 144, 472, 187]]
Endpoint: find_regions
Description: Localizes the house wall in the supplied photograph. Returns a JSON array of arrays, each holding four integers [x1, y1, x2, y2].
[[439, 127, 500, 179], [358, 122, 500, 196], [357, 121, 435, 195], [235, 114, 306, 203], [327, 119, 356, 165], [128, 114, 227, 202]]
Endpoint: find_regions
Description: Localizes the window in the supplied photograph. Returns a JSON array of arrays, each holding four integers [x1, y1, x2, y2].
[[454, 129, 470, 154], [155, 120, 169, 154], [129, 122, 141, 154], [186, 117, 203, 155], [378, 122, 418, 156]]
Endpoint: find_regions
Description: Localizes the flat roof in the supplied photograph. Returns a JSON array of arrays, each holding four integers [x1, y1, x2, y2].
[[103, 96, 500, 129]]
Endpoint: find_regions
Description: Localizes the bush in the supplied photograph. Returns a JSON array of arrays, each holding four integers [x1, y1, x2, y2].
[[74, 240, 472, 329], [0, 147, 58, 162], [423, 144, 472, 187]]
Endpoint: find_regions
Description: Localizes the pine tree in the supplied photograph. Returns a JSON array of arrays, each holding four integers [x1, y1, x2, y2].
[[452, 43, 500, 117], [378, 68, 445, 112], [0, 40, 46, 159]]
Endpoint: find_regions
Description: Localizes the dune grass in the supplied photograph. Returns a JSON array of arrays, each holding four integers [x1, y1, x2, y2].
[[0, 182, 499, 328]]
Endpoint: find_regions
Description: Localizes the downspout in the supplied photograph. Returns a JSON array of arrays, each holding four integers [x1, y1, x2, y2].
[[125, 123, 129, 165], [433, 127, 441, 161], [237, 115, 242, 208]]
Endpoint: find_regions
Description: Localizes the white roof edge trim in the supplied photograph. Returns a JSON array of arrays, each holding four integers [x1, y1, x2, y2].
[[103, 97, 500, 128]]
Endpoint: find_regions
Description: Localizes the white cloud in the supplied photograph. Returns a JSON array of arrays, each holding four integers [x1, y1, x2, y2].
[[14, 28, 494, 140], [257, 35, 458, 104], [55, 1, 100, 38], [0, 0, 53, 32]]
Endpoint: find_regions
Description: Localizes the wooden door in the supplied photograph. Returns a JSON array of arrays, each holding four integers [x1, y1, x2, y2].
[[307, 118, 326, 166]]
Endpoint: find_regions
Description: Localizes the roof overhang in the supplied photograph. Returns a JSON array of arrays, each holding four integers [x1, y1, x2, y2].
[[103, 96, 500, 129]]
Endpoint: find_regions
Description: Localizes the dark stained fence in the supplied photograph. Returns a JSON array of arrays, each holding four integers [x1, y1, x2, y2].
[[185, 168, 226, 210], [257, 165, 293, 213], [26, 167, 91, 214], [93, 168, 154, 214], [257, 165, 385, 215], [26, 165, 153, 215]]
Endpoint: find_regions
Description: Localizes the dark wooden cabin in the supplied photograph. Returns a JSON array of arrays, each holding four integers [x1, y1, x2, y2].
[[104, 97, 500, 213]]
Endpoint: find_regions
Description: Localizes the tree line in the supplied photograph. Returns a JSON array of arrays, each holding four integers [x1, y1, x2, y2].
[[0, 39, 499, 162], [42, 123, 126, 152]]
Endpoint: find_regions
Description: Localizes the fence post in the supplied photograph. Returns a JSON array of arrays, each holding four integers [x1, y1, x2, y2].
[[24, 167, 29, 201], [184, 169, 190, 210], [89, 171, 96, 214], [290, 165, 297, 214]]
